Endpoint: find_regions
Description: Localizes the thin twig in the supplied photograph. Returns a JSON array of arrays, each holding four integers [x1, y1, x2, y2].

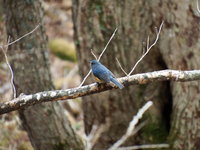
[[91, 49, 98, 60], [85, 119, 109, 150], [108, 101, 153, 150], [197, 0, 200, 13], [97, 28, 118, 61], [1, 37, 16, 98], [130, 120, 148, 137], [78, 70, 92, 88], [0, 24, 40, 98], [78, 28, 118, 87], [0, 24, 40, 47], [128, 21, 164, 76], [116, 144, 169, 150], [85, 125, 98, 150], [1, 48, 15, 98], [116, 58, 128, 75], [4, 36, 11, 52], [85, 125, 107, 150]]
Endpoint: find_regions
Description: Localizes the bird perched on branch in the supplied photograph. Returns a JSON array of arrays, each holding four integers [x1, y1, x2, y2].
[[90, 60, 124, 89]]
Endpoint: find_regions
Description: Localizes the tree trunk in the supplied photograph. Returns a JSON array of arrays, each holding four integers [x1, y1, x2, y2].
[[158, 1, 200, 150], [3, 0, 84, 150], [73, 0, 200, 150], [73, 0, 171, 149]]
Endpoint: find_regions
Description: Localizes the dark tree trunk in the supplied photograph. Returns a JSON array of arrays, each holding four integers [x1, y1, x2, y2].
[[73, 0, 171, 150], [3, 0, 84, 150]]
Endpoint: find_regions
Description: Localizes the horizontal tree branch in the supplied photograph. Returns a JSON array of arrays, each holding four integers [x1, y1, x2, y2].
[[1, 69, 200, 115]]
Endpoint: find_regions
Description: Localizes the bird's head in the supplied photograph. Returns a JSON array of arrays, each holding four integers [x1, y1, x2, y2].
[[90, 60, 101, 66]]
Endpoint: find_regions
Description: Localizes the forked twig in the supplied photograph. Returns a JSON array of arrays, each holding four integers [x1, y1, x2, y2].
[[128, 21, 164, 76], [78, 28, 118, 87], [0, 24, 40, 98], [108, 101, 153, 150], [85, 118, 110, 150], [0, 24, 40, 47], [85, 124, 107, 150]]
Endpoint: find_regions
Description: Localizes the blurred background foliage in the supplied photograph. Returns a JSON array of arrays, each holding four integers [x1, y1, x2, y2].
[[48, 38, 77, 62]]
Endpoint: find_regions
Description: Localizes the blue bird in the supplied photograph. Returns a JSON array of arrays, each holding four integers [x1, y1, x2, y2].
[[90, 60, 124, 89]]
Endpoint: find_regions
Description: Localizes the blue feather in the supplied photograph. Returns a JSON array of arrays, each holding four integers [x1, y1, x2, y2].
[[110, 77, 124, 89], [90, 60, 124, 89]]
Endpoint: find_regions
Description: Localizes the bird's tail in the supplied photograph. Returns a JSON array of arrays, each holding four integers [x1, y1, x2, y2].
[[110, 77, 124, 89]]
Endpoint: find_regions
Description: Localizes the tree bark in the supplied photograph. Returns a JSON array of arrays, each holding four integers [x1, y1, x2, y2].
[[1, 69, 199, 115], [3, 0, 83, 150], [73, 0, 200, 150], [158, 1, 200, 150], [73, 0, 171, 149]]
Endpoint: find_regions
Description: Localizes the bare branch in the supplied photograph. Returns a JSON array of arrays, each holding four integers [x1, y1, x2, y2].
[[78, 28, 118, 87], [85, 125, 98, 150], [85, 122, 109, 150], [197, 0, 200, 13], [116, 58, 128, 76], [1, 69, 200, 115], [116, 144, 169, 150], [128, 21, 164, 76], [0, 24, 40, 98], [1, 37, 16, 98], [91, 49, 97, 60], [0, 24, 40, 47], [78, 70, 92, 88], [130, 121, 147, 136], [108, 101, 153, 150], [97, 28, 118, 61]]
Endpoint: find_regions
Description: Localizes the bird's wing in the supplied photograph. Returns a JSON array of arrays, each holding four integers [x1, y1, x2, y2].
[[93, 65, 111, 82]]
